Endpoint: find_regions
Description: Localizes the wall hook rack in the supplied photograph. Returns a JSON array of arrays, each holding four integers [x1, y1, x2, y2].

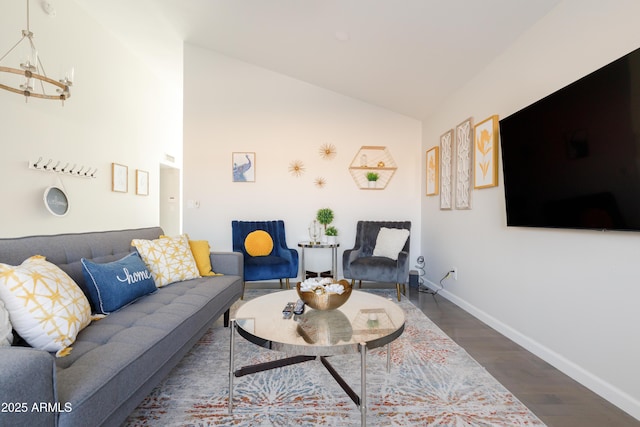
[[29, 158, 97, 179]]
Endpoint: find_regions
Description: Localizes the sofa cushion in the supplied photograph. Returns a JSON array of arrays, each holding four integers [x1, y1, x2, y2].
[[81, 252, 157, 315], [244, 230, 273, 256], [0, 299, 13, 346], [373, 227, 410, 261], [0, 255, 91, 356], [132, 235, 200, 287]]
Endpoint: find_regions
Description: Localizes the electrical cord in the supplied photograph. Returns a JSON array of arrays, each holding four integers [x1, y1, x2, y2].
[[419, 270, 454, 296]]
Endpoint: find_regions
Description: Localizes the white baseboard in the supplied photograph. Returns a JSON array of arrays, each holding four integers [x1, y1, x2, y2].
[[422, 280, 640, 421]]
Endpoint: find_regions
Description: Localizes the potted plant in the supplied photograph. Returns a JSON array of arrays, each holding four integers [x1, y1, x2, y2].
[[366, 171, 379, 188], [316, 208, 334, 242], [325, 226, 338, 244]]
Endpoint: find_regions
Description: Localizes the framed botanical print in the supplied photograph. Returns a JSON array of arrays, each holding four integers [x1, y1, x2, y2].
[[136, 169, 149, 196], [426, 146, 439, 196], [474, 115, 499, 189], [112, 163, 128, 193]]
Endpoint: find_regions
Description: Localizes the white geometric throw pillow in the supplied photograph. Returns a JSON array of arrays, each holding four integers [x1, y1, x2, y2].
[[372, 227, 410, 261], [0, 256, 92, 356], [132, 234, 200, 288]]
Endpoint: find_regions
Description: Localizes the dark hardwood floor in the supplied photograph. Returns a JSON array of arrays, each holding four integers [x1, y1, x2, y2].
[[407, 285, 640, 427], [247, 281, 639, 426]]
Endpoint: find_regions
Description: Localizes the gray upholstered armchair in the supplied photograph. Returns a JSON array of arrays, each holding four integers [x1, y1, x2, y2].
[[342, 221, 411, 301]]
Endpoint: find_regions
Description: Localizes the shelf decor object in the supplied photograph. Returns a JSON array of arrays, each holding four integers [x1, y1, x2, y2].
[[366, 171, 379, 189], [348, 146, 397, 190], [112, 163, 128, 193], [455, 117, 473, 209], [474, 115, 500, 189], [426, 146, 439, 196], [136, 170, 149, 196], [439, 129, 454, 208], [0, 0, 72, 104]]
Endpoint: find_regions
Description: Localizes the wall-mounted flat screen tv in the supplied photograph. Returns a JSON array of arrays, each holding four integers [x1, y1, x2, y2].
[[499, 46, 640, 232]]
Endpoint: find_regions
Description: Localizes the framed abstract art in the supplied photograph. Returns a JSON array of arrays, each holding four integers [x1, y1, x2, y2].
[[455, 117, 473, 209], [439, 129, 454, 209]]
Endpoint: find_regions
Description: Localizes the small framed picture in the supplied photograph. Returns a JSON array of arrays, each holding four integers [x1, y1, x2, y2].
[[232, 152, 256, 182], [136, 169, 149, 196], [474, 115, 499, 189], [112, 163, 128, 193], [426, 146, 439, 196]]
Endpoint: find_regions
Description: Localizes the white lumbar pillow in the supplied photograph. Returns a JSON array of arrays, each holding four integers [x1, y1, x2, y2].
[[0, 299, 13, 347], [373, 227, 410, 261]]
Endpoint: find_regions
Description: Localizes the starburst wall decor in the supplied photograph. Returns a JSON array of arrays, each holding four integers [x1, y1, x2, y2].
[[315, 177, 327, 188], [288, 160, 305, 177], [319, 143, 337, 160]]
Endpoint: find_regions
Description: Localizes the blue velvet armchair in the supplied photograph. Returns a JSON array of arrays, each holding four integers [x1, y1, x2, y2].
[[232, 220, 299, 299], [342, 221, 411, 301]]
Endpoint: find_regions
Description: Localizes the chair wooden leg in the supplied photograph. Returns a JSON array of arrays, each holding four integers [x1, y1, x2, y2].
[[358, 280, 362, 289], [286, 278, 290, 290], [241, 281, 246, 300], [279, 278, 283, 289], [396, 283, 401, 301], [351, 279, 355, 287]]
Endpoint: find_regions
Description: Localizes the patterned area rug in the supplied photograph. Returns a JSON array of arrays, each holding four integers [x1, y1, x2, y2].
[[125, 289, 545, 426]]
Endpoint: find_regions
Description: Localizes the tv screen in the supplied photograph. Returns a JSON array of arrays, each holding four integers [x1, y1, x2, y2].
[[499, 46, 640, 232]]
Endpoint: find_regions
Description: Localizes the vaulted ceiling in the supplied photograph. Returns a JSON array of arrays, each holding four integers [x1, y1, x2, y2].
[[75, 0, 562, 119]]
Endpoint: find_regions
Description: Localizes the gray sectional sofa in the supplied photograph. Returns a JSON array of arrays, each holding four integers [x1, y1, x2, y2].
[[0, 227, 244, 427]]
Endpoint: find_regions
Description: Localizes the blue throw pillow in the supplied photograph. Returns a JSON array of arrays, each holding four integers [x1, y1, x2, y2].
[[81, 252, 157, 314]]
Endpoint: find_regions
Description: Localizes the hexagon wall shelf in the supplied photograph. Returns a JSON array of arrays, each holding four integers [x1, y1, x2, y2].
[[348, 146, 397, 190]]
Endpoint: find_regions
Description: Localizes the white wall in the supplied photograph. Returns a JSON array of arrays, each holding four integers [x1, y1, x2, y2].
[[421, 0, 640, 419], [0, 0, 183, 237], [183, 45, 422, 278]]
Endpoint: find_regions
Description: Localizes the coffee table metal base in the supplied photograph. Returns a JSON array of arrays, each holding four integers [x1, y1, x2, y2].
[[228, 320, 390, 426]]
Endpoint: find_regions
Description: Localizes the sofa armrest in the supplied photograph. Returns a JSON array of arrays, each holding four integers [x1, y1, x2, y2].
[[210, 251, 243, 276], [0, 347, 57, 427]]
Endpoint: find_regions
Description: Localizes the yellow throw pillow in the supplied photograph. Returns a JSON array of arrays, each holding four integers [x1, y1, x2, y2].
[[188, 240, 219, 277], [132, 234, 200, 287], [244, 230, 274, 257], [0, 255, 92, 357]]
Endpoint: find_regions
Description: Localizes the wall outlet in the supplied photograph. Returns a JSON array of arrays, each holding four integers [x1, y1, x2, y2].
[[452, 267, 458, 280]]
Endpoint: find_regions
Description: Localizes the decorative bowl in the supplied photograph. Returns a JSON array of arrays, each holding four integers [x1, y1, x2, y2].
[[296, 279, 352, 311]]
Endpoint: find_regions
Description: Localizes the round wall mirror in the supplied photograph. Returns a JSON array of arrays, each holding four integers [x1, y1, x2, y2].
[[43, 186, 69, 217]]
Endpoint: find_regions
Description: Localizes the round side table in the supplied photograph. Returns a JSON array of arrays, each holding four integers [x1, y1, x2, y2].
[[297, 241, 340, 279]]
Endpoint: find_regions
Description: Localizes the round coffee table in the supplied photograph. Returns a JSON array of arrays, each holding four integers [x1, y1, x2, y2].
[[229, 289, 405, 426]]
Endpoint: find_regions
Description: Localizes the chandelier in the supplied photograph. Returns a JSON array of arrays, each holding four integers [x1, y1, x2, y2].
[[0, 0, 72, 104]]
